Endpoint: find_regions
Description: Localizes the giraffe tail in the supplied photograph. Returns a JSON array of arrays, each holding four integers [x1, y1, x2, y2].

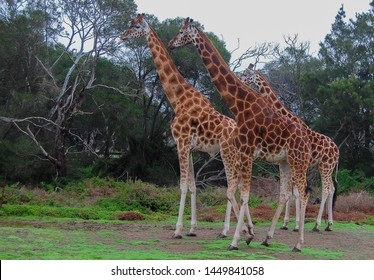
[[332, 162, 339, 209]]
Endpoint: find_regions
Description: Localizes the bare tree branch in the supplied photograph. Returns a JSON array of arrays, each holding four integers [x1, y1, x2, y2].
[[230, 42, 276, 72]]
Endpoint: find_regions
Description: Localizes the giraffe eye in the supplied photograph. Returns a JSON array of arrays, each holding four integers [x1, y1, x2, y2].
[[135, 24, 141, 29], [179, 31, 183, 34]]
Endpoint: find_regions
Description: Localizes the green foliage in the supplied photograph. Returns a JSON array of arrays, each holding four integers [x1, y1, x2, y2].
[[337, 169, 374, 194], [0, 178, 183, 218], [0, 1, 373, 188]]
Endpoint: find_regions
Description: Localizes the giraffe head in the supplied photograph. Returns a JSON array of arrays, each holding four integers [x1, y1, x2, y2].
[[239, 64, 257, 85], [120, 14, 150, 40], [167, 18, 198, 49]]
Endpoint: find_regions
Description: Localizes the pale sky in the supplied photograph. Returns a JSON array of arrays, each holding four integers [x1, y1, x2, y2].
[[134, 0, 371, 69]]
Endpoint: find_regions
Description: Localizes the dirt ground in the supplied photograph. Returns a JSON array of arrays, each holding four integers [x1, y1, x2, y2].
[[3, 216, 373, 260]]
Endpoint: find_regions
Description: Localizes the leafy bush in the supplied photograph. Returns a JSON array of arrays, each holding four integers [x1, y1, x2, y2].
[[337, 169, 374, 194]]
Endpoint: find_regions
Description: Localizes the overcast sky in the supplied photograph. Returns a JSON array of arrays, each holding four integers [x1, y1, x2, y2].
[[134, 0, 371, 69]]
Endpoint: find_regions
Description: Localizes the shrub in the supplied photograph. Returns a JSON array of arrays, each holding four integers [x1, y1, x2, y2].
[[337, 169, 374, 194], [116, 211, 145, 221], [334, 191, 374, 214]]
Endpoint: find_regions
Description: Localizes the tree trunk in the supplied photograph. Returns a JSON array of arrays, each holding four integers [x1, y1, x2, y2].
[[55, 125, 67, 178]]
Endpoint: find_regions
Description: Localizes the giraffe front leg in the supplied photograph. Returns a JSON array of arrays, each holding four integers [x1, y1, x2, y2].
[[312, 189, 328, 232], [293, 191, 310, 252], [228, 193, 249, 250], [293, 188, 300, 232], [219, 200, 232, 238], [244, 203, 255, 244], [279, 164, 292, 230], [263, 162, 291, 246], [281, 199, 291, 230], [219, 145, 242, 238], [262, 191, 291, 246], [173, 182, 188, 239], [187, 155, 197, 237], [173, 146, 191, 239]]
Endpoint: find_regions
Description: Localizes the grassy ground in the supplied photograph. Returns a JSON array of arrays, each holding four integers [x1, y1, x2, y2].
[[0, 216, 373, 260], [0, 178, 373, 260]]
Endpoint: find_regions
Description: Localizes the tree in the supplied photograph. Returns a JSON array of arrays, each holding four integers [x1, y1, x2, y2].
[[261, 35, 314, 120], [0, 0, 137, 179], [305, 3, 374, 176]]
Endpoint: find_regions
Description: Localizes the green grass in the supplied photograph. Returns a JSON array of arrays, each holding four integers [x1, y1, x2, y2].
[[0, 217, 365, 260]]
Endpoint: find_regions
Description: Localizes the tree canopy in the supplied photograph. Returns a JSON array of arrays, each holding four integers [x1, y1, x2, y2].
[[0, 0, 372, 188]]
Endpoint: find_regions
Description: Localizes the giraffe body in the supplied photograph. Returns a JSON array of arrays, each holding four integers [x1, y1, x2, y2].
[[240, 66, 339, 231], [121, 15, 253, 239], [169, 18, 313, 251]]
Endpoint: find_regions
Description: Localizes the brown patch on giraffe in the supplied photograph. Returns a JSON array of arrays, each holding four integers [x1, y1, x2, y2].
[[225, 74, 235, 85], [281, 128, 291, 139], [164, 64, 173, 76], [175, 85, 184, 96], [236, 100, 245, 112], [159, 72, 167, 83], [202, 50, 210, 57], [202, 57, 211, 65], [219, 66, 228, 76], [251, 102, 262, 115], [155, 60, 162, 69], [236, 87, 248, 100], [216, 75, 227, 92], [209, 65, 219, 77], [169, 75, 178, 84], [204, 42, 213, 53], [275, 102, 283, 110], [211, 54, 220, 65]]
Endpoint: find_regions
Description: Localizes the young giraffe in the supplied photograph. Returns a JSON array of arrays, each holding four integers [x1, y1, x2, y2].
[[120, 14, 254, 240], [169, 18, 312, 251], [240, 65, 339, 232]]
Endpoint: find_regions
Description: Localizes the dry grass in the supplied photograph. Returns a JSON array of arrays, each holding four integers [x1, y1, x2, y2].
[[334, 191, 374, 214]]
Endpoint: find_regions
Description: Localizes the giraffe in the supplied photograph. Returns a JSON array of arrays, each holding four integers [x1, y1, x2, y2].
[[240, 64, 339, 232], [120, 14, 254, 240], [169, 18, 312, 252]]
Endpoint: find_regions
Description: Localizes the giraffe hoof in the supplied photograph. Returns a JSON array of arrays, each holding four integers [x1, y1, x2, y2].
[[172, 234, 183, 239], [293, 228, 299, 232], [292, 247, 301, 252], [228, 245, 239, 251], [261, 240, 270, 247], [218, 233, 227, 238], [280, 226, 288, 230], [325, 223, 333, 231], [186, 232, 197, 237], [246, 235, 254, 245], [312, 226, 320, 232]]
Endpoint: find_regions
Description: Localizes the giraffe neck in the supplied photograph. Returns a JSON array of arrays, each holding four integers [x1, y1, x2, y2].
[[147, 27, 190, 110], [193, 29, 260, 116], [255, 74, 308, 128]]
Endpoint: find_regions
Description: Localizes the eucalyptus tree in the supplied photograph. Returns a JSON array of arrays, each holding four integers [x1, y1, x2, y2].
[[0, 0, 137, 179]]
